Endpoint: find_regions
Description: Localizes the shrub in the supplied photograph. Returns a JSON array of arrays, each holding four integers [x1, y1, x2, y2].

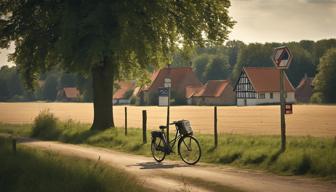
[[31, 109, 60, 140]]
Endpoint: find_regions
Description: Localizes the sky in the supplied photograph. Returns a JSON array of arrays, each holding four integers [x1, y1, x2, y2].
[[1, 0, 336, 67]]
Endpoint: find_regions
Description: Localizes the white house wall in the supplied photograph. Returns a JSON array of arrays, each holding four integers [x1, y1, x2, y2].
[[237, 92, 295, 106]]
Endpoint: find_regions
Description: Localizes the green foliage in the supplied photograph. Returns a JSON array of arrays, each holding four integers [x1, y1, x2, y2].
[[0, 66, 24, 100], [192, 54, 210, 82], [0, 137, 150, 192], [59, 73, 77, 88], [31, 110, 60, 140], [42, 74, 58, 101], [0, 0, 234, 87], [313, 48, 336, 103], [204, 56, 231, 80]]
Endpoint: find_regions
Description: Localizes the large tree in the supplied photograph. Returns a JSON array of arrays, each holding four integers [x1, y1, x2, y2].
[[0, 0, 234, 130]]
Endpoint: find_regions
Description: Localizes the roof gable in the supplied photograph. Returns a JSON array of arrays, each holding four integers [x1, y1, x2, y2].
[[63, 87, 80, 98], [113, 81, 136, 99], [145, 67, 202, 94], [243, 67, 295, 92], [193, 80, 231, 97]]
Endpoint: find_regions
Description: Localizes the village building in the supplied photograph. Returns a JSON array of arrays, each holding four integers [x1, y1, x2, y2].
[[234, 67, 296, 106], [57, 87, 81, 102], [186, 80, 236, 105], [113, 81, 136, 105], [295, 74, 314, 103], [139, 66, 202, 105]]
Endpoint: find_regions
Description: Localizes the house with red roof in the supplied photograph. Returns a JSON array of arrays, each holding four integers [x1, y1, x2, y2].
[[113, 81, 136, 104], [139, 66, 202, 105], [234, 67, 296, 106], [295, 74, 314, 103], [186, 80, 236, 105], [57, 87, 81, 102]]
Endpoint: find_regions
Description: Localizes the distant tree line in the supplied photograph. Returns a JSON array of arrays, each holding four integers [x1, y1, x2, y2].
[[1, 38, 336, 103], [172, 39, 336, 103], [0, 67, 93, 102]]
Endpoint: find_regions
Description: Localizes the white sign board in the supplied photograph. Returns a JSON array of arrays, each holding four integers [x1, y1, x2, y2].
[[159, 96, 169, 106], [272, 46, 293, 69], [158, 87, 169, 106]]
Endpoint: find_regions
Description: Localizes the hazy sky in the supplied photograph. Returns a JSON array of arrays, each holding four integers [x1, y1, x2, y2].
[[1, 0, 335, 67]]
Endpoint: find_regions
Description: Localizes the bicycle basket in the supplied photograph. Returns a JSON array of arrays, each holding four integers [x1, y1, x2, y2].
[[176, 120, 193, 136]]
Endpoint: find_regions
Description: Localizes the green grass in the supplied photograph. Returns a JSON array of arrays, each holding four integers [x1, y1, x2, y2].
[[0, 137, 151, 192], [1, 116, 336, 179]]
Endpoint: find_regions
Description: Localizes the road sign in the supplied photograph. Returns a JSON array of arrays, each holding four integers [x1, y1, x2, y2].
[[158, 87, 169, 106], [285, 104, 293, 114], [272, 46, 293, 69], [158, 87, 169, 97]]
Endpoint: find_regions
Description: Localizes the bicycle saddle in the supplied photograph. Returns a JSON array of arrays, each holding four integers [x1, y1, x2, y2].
[[159, 125, 167, 129]]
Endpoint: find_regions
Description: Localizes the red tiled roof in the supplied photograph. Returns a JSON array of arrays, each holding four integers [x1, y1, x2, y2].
[[185, 85, 203, 98], [297, 76, 313, 89], [113, 81, 136, 99], [144, 67, 202, 95], [243, 67, 295, 92], [63, 87, 80, 98], [194, 80, 231, 97]]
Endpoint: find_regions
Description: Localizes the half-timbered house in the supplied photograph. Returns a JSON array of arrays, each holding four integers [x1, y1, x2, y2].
[[234, 67, 296, 106]]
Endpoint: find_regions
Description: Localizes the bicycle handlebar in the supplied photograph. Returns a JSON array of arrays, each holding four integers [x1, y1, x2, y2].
[[169, 121, 178, 125]]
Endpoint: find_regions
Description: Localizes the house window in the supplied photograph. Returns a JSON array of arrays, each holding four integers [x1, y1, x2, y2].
[[259, 93, 265, 99], [270, 92, 273, 99]]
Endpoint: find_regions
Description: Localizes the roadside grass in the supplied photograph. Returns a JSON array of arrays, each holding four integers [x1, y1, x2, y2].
[[0, 137, 151, 192], [0, 111, 335, 179]]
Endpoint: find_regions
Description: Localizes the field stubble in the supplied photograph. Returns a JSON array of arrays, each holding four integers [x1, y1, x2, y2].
[[0, 103, 335, 137]]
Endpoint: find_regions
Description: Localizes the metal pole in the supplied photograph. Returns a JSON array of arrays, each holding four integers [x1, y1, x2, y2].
[[214, 106, 218, 148], [280, 69, 286, 151], [166, 87, 170, 142], [124, 107, 127, 136]]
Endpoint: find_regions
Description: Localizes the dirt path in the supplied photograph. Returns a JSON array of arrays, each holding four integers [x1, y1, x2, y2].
[[14, 137, 336, 192]]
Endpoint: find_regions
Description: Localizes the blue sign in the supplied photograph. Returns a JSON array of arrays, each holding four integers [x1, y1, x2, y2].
[[158, 87, 169, 97]]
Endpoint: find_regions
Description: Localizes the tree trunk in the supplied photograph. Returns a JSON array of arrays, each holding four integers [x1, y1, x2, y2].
[[91, 57, 115, 130]]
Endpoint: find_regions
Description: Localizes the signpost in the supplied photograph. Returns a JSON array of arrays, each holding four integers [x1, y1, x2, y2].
[[164, 78, 171, 141], [271, 46, 293, 151]]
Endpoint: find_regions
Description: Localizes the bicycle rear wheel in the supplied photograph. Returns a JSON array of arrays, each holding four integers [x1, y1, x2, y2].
[[178, 136, 201, 165], [151, 136, 166, 162]]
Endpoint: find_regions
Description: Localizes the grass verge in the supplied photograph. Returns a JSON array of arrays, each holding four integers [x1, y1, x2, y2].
[[0, 111, 336, 179], [0, 137, 151, 192]]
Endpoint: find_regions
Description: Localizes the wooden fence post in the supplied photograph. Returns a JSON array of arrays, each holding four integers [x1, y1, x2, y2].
[[142, 110, 147, 144], [214, 106, 218, 148], [124, 107, 127, 136]]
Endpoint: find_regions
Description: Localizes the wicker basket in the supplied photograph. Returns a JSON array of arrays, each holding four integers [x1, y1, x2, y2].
[[176, 120, 193, 136]]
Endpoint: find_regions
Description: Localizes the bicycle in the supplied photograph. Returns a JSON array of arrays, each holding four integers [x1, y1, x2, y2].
[[150, 120, 201, 165]]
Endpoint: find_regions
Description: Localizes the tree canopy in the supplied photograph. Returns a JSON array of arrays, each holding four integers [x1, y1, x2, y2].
[[312, 48, 336, 103], [0, 0, 235, 129]]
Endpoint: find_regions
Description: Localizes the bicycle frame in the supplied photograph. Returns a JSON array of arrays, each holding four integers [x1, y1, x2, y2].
[[161, 125, 182, 154]]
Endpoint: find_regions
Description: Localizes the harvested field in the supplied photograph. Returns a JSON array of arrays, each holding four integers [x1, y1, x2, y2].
[[0, 102, 335, 137]]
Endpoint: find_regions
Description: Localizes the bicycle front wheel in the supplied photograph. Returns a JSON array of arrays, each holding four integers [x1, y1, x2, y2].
[[151, 136, 166, 162], [178, 136, 201, 165]]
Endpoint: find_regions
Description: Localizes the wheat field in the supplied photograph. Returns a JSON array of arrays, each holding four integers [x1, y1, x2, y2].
[[0, 102, 335, 137]]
